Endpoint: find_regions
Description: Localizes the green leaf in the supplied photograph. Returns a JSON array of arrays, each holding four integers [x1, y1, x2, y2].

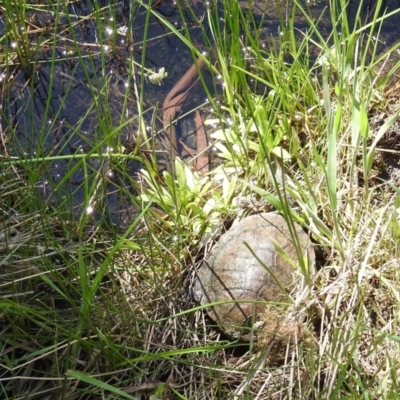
[[67, 370, 138, 400], [359, 103, 369, 139], [175, 158, 186, 190], [271, 146, 291, 161]]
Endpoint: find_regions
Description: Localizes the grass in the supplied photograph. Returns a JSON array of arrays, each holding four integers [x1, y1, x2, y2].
[[1, 0, 400, 398]]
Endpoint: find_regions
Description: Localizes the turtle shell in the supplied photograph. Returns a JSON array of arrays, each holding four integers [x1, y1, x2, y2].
[[194, 213, 314, 339]]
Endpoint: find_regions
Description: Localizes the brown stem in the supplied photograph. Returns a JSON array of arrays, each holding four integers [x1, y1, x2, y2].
[[162, 56, 206, 158]]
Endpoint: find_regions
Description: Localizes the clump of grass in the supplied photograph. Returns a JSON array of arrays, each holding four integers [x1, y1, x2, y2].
[[141, 0, 400, 398], [202, 1, 400, 398]]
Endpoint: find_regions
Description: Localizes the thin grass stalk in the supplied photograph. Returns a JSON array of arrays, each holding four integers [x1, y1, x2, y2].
[[4, 0, 31, 69]]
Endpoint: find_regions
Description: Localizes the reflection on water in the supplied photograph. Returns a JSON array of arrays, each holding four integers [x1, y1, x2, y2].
[[1, 0, 399, 230]]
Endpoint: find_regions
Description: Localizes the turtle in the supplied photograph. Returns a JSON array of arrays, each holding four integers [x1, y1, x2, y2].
[[193, 213, 315, 340]]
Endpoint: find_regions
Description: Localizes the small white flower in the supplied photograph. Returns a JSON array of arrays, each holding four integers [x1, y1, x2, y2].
[[117, 26, 128, 36], [147, 67, 168, 85]]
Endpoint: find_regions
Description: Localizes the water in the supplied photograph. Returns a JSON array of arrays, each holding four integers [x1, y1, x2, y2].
[[1, 0, 399, 230]]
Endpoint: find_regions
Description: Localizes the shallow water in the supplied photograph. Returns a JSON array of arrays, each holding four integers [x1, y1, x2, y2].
[[1, 0, 399, 229]]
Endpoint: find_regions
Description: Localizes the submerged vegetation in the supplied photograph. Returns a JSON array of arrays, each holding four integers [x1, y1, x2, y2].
[[2, 0, 400, 398]]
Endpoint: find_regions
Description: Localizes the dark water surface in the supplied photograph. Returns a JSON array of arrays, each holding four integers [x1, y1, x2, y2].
[[1, 0, 400, 228]]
